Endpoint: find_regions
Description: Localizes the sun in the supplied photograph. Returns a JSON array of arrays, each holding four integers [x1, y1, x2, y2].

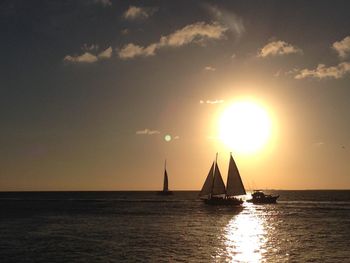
[[218, 101, 272, 154]]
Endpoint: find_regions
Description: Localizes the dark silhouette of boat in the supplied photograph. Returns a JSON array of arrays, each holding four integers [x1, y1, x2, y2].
[[157, 160, 173, 195], [247, 190, 279, 204], [199, 153, 245, 206]]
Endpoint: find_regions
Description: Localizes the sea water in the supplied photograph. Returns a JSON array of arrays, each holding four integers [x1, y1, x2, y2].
[[0, 190, 349, 262]]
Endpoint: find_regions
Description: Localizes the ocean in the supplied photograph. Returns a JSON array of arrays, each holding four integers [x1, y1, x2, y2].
[[0, 190, 349, 262]]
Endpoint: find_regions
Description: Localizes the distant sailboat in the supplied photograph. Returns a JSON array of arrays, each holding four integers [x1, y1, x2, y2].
[[158, 160, 173, 195], [199, 153, 245, 205]]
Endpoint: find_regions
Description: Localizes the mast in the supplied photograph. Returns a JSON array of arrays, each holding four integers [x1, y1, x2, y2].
[[226, 153, 230, 197], [210, 153, 218, 196], [210, 153, 226, 196]]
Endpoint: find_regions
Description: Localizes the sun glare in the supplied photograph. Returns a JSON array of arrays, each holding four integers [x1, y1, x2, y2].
[[218, 101, 272, 154]]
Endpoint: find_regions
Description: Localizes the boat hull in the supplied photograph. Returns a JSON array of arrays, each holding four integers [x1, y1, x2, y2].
[[203, 197, 243, 206], [247, 195, 279, 204], [157, 191, 173, 195]]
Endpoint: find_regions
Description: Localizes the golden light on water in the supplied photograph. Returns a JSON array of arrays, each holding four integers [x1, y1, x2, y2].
[[223, 204, 267, 262], [218, 101, 272, 154]]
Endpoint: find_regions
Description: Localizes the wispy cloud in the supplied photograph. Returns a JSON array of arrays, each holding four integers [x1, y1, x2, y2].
[[121, 29, 129, 35], [136, 129, 161, 135], [118, 22, 227, 59], [332, 36, 350, 59], [94, 0, 112, 7], [123, 6, 157, 20], [64, 46, 112, 64], [314, 142, 325, 147], [273, 70, 281, 77], [97, 47, 112, 59], [204, 66, 216, 71], [295, 62, 350, 80], [64, 52, 98, 63], [258, 40, 302, 58], [160, 22, 227, 47], [200, 99, 224, 104], [118, 43, 157, 59], [82, 44, 99, 51], [285, 68, 299, 76], [205, 5, 245, 38]]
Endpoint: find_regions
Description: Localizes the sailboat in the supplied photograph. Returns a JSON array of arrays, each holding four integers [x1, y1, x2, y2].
[[157, 160, 173, 195], [199, 153, 246, 205]]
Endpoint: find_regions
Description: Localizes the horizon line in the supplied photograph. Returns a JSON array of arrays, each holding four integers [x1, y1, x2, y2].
[[0, 188, 349, 193]]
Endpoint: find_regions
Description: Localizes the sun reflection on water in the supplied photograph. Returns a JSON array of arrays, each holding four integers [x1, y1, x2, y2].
[[222, 204, 267, 262]]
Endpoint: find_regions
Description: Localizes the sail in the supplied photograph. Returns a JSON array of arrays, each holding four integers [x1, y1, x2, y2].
[[226, 154, 246, 196], [199, 162, 214, 196], [163, 169, 169, 192], [212, 163, 226, 195]]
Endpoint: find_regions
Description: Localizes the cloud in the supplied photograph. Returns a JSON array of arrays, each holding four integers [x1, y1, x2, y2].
[[204, 66, 216, 71], [82, 44, 98, 51], [205, 5, 245, 38], [285, 68, 299, 76], [64, 46, 112, 63], [200, 99, 224, 104], [123, 6, 156, 20], [121, 29, 129, 35], [64, 52, 98, 63], [159, 22, 227, 47], [294, 62, 350, 80], [273, 70, 281, 77], [258, 40, 302, 58], [97, 47, 113, 59], [118, 43, 157, 59], [136, 129, 161, 135], [118, 22, 227, 59], [314, 142, 325, 147], [94, 0, 112, 7], [332, 36, 350, 59]]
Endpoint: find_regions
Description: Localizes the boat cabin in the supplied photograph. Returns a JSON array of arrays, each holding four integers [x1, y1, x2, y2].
[[251, 191, 266, 199]]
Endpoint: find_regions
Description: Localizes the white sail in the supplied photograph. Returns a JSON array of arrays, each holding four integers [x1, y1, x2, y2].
[[212, 163, 226, 195], [226, 154, 246, 196], [199, 162, 214, 196]]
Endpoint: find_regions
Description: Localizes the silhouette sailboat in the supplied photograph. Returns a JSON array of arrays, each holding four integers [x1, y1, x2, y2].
[[199, 153, 246, 205], [158, 160, 173, 195]]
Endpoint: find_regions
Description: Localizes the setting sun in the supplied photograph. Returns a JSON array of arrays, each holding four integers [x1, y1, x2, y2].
[[218, 101, 272, 154]]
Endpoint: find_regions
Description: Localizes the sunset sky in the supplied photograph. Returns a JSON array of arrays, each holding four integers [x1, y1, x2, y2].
[[1, 0, 350, 191]]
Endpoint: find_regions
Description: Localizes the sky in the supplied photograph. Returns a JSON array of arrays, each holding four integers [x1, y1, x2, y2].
[[1, 0, 350, 191]]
